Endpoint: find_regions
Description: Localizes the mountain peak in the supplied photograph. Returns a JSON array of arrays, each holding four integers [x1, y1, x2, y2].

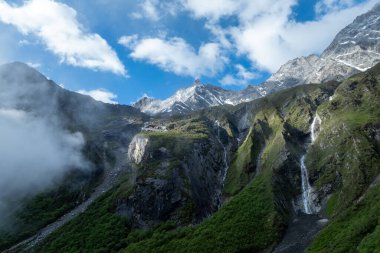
[[133, 6, 380, 115], [262, 6, 380, 89]]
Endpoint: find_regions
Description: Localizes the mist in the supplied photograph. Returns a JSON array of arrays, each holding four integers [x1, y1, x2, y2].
[[0, 63, 89, 226]]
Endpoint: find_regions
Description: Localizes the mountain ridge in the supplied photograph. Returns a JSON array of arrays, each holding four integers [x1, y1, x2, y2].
[[134, 4, 380, 115]]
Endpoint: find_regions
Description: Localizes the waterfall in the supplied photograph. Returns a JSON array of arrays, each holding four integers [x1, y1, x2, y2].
[[215, 121, 228, 182], [300, 155, 314, 214], [310, 113, 321, 142], [299, 113, 321, 214]]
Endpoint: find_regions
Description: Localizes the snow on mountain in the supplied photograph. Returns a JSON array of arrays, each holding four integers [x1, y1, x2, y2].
[[133, 4, 380, 115], [133, 82, 236, 115], [265, 3, 380, 89]]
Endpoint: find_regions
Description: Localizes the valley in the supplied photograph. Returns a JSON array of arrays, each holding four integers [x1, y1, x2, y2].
[[0, 3, 379, 253]]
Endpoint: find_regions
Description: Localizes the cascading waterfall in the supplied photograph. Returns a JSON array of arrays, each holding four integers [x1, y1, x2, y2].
[[215, 120, 229, 182], [299, 113, 321, 214], [300, 155, 314, 214], [310, 113, 321, 142]]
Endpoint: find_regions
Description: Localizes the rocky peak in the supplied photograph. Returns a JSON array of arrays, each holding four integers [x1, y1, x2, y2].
[[132, 5, 380, 116], [263, 4, 380, 90]]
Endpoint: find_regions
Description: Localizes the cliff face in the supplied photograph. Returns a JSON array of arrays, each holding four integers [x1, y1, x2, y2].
[[3, 63, 380, 253], [118, 118, 233, 228]]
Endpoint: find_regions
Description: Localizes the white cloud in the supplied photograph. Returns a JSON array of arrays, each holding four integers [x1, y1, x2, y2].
[[26, 62, 41, 68], [118, 35, 139, 48], [140, 0, 160, 21], [182, 0, 377, 73], [131, 0, 180, 20], [315, 0, 354, 15], [0, 0, 126, 75], [131, 0, 160, 21], [77, 89, 118, 104], [0, 108, 87, 224], [182, 0, 241, 21], [121, 36, 227, 77], [220, 64, 259, 86]]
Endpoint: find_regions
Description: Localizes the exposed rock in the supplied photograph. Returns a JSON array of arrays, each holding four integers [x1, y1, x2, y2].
[[128, 135, 149, 164]]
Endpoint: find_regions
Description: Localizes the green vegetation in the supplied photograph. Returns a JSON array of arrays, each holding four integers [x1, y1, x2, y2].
[[11, 65, 380, 253], [306, 68, 380, 213], [122, 173, 284, 253], [224, 126, 259, 195], [33, 171, 283, 253], [36, 177, 134, 253], [0, 169, 98, 251], [306, 64, 380, 253], [143, 118, 210, 140], [309, 184, 380, 253], [0, 190, 76, 251]]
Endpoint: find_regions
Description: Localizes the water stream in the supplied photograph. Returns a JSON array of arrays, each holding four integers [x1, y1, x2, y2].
[[215, 120, 228, 182], [300, 155, 314, 214], [299, 113, 321, 214]]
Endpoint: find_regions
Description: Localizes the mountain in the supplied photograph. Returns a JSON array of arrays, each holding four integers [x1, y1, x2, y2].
[[133, 82, 234, 115], [12, 63, 378, 253], [133, 81, 267, 115], [134, 4, 380, 115], [0, 62, 146, 128], [263, 3, 380, 90], [0, 62, 147, 252], [1, 6, 380, 253]]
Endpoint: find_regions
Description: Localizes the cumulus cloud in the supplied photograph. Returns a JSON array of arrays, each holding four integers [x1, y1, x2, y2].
[[315, 0, 355, 15], [0, 0, 126, 75], [182, 0, 377, 73], [132, 0, 160, 21], [121, 36, 227, 77], [131, 0, 180, 20], [118, 35, 139, 48], [77, 88, 118, 104], [220, 64, 259, 86], [182, 0, 242, 21]]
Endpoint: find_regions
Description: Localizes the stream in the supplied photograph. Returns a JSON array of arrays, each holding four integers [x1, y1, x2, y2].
[[272, 113, 325, 253]]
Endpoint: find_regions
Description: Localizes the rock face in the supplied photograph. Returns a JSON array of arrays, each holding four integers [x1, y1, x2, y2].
[[117, 120, 232, 228], [133, 4, 380, 115], [128, 135, 149, 164]]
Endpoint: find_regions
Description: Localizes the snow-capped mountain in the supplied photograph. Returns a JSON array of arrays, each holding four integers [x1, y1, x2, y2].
[[134, 4, 380, 115], [264, 3, 380, 89], [133, 80, 268, 115], [133, 81, 235, 114]]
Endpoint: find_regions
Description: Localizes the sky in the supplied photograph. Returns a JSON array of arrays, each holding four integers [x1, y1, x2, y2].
[[0, 0, 377, 104]]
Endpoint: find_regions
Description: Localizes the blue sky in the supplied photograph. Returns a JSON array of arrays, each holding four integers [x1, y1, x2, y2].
[[0, 0, 376, 104]]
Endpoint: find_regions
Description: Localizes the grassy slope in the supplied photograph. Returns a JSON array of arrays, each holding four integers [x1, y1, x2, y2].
[[0, 168, 101, 251], [122, 172, 284, 253], [309, 184, 380, 253], [30, 66, 380, 253], [36, 177, 133, 253], [307, 65, 380, 252], [121, 83, 335, 252]]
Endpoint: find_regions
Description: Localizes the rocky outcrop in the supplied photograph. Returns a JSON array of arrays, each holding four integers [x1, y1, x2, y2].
[[118, 121, 232, 228], [128, 135, 149, 164]]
